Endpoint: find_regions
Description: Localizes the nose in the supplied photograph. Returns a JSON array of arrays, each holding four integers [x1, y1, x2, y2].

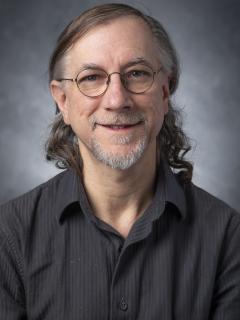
[[106, 72, 124, 86], [103, 72, 131, 111]]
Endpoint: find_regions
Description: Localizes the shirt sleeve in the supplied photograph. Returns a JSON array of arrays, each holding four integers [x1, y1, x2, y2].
[[0, 229, 27, 319], [210, 215, 240, 320]]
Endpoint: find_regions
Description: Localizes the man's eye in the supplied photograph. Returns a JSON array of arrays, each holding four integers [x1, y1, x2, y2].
[[80, 74, 99, 82], [126, 70, 149, 78]]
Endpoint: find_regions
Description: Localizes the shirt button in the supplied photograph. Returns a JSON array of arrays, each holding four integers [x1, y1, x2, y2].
[[119, 297, 128, 311]]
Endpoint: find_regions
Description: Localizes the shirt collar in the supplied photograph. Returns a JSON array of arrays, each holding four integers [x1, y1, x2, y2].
[[55, 168, 81, 223], [55, 161, 187, 223], [161, 160, 187, 219]]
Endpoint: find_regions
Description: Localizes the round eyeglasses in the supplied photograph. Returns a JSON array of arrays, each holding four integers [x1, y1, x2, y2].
[[56, 64, 162, 98]]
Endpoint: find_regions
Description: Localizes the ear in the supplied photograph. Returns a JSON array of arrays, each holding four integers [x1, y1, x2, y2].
[[162, 83, 170, 115], [50, 80, 71, 125]]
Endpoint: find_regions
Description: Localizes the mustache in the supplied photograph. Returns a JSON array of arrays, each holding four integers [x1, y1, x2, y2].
[[89, 111, 146, 128]]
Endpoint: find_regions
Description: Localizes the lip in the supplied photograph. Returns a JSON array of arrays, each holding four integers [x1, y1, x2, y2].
[[97, 121, 143, 131]]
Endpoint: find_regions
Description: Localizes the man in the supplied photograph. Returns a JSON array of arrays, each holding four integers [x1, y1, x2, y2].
[[0, 3, 239, 319]]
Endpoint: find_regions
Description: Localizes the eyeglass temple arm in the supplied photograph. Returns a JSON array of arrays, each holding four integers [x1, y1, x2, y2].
[[152, 67, 163, 79]]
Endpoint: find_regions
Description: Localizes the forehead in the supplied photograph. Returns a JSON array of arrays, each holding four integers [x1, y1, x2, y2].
[[66, 16, 160, 71]]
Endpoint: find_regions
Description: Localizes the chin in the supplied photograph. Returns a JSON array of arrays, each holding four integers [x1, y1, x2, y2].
[[91, 138, 148, 170]]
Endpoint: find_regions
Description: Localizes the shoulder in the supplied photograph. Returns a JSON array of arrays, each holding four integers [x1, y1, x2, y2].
[[187, 182, 239, 215], [0, 170, 68, 237], [184, 182, 240, 237]]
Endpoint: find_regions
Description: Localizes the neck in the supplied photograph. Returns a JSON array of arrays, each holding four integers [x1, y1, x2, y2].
[[80, 143, 157, 238]]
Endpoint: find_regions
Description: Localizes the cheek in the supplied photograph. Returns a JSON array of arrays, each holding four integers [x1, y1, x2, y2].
[[141, 95, 166, 134], [151, 105, 165, 135], [66, 98, 98, 139], [67, 95, 97, 123]]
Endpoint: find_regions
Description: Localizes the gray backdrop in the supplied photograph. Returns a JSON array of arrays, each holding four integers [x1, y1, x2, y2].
[[0, 0, 239, 211]]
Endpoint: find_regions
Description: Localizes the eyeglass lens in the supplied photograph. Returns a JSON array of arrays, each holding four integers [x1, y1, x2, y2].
[[76, 64, 154, 97]]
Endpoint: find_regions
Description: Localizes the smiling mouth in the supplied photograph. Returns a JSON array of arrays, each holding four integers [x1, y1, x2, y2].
[[98, 121, 143, 130]]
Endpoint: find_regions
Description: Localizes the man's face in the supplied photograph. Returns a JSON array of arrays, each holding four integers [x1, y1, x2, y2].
[[51, 16, 169, 170]]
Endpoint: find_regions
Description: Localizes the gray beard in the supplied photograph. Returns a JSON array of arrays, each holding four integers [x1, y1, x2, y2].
[[88, 110, 148, 170], [90, 134, 147, 170]]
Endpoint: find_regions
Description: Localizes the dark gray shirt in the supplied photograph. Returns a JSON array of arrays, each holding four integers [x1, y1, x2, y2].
[[0, 163, 240, 320]]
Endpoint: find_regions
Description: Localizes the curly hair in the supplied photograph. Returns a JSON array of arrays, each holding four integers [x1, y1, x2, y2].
[[46, 3, 193, 182]]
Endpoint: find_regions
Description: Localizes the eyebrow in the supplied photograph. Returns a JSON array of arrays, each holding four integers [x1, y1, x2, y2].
[[77, 57, 155, 73], [123, 57, 154, 69]]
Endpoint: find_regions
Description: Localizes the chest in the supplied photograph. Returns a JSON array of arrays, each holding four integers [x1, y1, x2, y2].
[[25, 220, 218, 320]]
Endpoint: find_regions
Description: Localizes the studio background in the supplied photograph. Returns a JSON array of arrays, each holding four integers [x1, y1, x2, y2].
[[0, 0, 239, 211]]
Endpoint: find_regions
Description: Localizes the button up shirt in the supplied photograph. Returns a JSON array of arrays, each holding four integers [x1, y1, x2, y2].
[[0, 162, 240, 319]]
